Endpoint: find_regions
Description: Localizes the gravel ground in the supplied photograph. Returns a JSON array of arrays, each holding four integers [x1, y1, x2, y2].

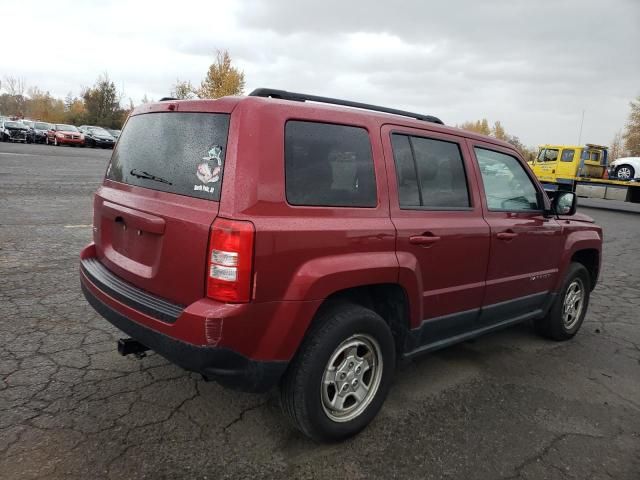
[[1, 142, 638, 479]]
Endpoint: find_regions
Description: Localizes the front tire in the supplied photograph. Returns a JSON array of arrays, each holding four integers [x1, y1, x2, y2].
[[535, 263, 591, 341], [614, 165, 635, 181], [54, 137, 59, 146], [280, 302, 395, 442]]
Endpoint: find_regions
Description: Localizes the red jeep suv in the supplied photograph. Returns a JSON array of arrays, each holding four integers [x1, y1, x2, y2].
[[80, 89, 602, 441]]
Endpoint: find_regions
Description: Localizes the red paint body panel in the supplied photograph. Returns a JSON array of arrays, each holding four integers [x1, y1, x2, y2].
[[381, 125, 491, 328], [82, 94, 603, 377]]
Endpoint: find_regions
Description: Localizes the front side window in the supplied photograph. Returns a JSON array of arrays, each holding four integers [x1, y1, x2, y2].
[[561, 149, 575, 162], [285, 121, 376, 207], [475, 148, 541, 211]]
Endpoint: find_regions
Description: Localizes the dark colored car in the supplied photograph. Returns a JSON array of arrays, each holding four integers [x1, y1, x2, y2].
[[30, 121, 54, 144], [106, 128, 121, 140], [80, 89, 603, 441], [46, 124, 84, 146], [79, 125, 116, 148], [19, 120, 35, 143], [1, 120, 29, 142]]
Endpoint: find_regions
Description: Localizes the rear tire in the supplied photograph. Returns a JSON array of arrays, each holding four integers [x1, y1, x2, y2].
[[280, 302, 396, 442], [535, 263, 591, 341]]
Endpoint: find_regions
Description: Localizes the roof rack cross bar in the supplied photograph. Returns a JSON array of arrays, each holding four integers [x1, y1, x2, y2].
[[248, 88, 444, 125]]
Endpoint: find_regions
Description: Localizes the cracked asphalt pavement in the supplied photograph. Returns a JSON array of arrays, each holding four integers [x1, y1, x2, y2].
[[1, 142, 639, 479]]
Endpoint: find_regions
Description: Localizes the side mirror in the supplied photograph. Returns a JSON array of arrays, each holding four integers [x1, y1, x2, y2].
[[552, 191, 577, 216]]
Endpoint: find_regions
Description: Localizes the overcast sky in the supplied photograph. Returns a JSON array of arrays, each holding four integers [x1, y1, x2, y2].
[[2, 0, 639, 146]]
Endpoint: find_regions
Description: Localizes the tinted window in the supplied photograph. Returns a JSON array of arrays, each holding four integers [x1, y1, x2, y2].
[[476, 148, 540, 211], [391, 135, 419, 207], [107, 112, 229, 201], [285, 121, 376, 207], [391, 134, 470, 209], [561, 149, 575, 162]]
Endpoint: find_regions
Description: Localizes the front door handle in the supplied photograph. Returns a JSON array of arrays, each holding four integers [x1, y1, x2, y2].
[[409, 235, 441, 246], [496, 231, 518, 240]]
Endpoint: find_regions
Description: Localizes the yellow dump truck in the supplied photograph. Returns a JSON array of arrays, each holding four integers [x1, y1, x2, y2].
[[529, 144, 640, 203]]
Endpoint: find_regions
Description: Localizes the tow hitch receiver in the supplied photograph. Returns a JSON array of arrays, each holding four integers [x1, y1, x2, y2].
[[118, 338, 149, 358]]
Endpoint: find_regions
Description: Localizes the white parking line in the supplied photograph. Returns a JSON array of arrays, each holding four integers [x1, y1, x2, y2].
[[0, 152, 38, 156], [64, 224, 92, 228]]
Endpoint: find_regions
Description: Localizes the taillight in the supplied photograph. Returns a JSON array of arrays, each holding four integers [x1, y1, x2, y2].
[[206, 218, 255, 303]]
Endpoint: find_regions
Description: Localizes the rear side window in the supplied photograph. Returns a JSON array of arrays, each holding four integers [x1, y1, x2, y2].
[[391, 134, 470, 209], [285, 121, 376, 207], [107, 112, 230, 201], [561, 149, 575, 162]]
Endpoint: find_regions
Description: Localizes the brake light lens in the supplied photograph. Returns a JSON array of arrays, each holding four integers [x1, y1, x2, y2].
[[206, 218, 255, 303]]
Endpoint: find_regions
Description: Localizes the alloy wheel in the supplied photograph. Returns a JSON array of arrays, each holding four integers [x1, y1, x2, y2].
[[321, 334, 383, 423], [562, 278, 585, 330], [617, 167, 632, 180]]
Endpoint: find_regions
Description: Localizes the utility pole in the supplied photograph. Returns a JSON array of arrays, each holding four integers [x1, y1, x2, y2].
[[577, 109, 585, 145]]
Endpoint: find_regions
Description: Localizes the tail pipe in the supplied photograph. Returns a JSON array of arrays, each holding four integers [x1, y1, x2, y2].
[[117, 338, 149, 358]]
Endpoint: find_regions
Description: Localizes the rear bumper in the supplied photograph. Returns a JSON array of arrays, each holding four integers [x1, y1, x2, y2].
[[78, 244, 321, 392], [81, 281, 286, 392]]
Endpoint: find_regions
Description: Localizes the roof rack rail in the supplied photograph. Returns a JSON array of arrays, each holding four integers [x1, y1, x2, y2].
[[248, 88, 444, 125], [159, 97, 177, 102]]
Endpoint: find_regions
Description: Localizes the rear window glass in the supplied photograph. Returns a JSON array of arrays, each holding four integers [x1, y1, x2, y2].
[[285, 121, 376, 207], [107, 112, 229, 201]]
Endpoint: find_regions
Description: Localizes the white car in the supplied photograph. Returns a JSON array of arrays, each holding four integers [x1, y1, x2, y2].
[[609, 157, 640, 181]]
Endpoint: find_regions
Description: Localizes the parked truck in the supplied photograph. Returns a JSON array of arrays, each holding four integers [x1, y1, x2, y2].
[[529, 144, 640, 203]]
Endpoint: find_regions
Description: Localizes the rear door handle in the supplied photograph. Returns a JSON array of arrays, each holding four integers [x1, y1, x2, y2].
[[409, 235, 441, 246], [496, 231, 518, 240]]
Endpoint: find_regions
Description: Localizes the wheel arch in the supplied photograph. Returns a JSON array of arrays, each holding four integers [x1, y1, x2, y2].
[[555, 230, 602, 292], [303, 283, 412, 357], [570, 248, 600, 290]]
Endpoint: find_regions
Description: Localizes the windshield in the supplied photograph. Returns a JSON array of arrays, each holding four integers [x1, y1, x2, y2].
[[56, 124, 79, 132], [35, 122, 51, 130], [107, 112, 230, 201], [89, 127, 110, 135], [5, 121, 24, 128], [21, 121, 34, 128], [537, 148, 559, 162]]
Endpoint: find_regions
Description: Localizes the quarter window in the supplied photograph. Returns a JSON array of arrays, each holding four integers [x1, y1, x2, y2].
[[391, 134, 470, 209], [475, 148, 541, 211], [285, 121, 377, 207]]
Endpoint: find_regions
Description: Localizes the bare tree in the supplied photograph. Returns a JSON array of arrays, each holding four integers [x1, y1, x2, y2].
[[622, 96, 640, 156], [609, 130, 625, 161], [3, 76, 26, 97]]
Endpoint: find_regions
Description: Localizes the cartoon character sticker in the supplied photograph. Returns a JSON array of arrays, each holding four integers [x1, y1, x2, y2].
[[194, 145, 223, 193]]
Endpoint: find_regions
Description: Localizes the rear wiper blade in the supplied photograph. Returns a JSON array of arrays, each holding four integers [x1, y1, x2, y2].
[[129, 169, 173, 185]]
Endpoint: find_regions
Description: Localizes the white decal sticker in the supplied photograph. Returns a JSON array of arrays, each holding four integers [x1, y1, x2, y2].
[[195, 145, 223, 192]]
